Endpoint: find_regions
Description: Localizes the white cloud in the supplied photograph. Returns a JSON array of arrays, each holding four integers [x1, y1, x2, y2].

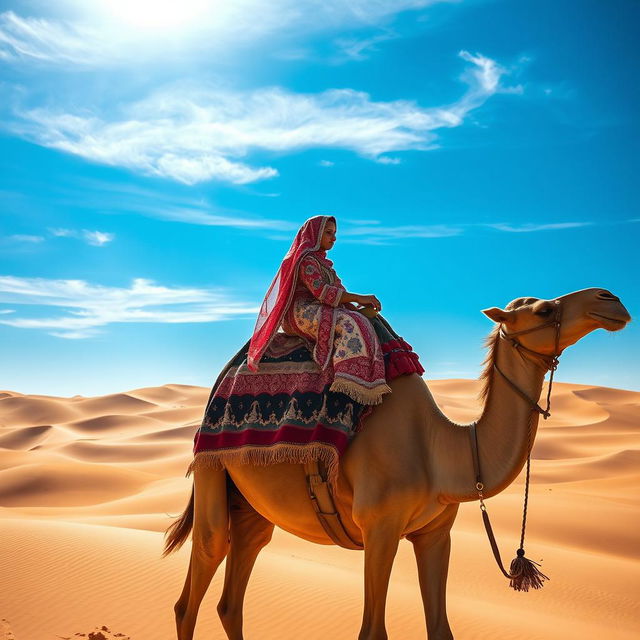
[[333, 31, 398, 62], [487, 222, 592, 233], [376, 156, 402, 165], [458, 50, 503, 94], [452, 50, 523, 115], [139, 206, 294, 229], [48, 227, 116, 245], [340, 223, 464, 244], [337, 218, 598, 244], [319, 160, 335, 167], [62, 180, 296, 230], [0, 2, 450, 67], [7, 234, 45, 243], [82, 230, 115, 246], [49, 228, 74, 238], [0, 11, 117, 65], [8, 51, 517, 185], [0, 275, 259, 339]]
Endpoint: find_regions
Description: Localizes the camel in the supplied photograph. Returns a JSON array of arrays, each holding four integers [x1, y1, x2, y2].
[[164, 287, 630, 640]]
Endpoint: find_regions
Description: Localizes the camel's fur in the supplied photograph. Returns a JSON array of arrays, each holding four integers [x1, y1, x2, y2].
[[164, 287, 630, 639]]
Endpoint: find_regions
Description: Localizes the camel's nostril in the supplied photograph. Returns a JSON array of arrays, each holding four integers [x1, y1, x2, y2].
[[598, 290, 619, 301]]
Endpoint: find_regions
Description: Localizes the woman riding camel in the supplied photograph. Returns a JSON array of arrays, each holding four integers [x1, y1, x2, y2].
[[247, 215, 423, 405]]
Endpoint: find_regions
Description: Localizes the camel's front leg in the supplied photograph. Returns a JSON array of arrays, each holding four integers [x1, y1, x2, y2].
[[358, 519, 403, 640], [407, 506, 458, 640]]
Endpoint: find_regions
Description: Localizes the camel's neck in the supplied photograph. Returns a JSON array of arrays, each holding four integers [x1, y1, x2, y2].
[[436, 336, 548, 503]]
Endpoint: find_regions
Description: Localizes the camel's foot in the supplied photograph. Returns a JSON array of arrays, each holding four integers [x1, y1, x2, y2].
[[357, 621, 390, 640], [426, 625, 454, 640], [174, 602, 186, 639], [217, 601, 244, 640], [358, 631, 388, 640]]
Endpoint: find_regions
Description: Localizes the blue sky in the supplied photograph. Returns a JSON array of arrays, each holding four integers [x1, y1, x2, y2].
[[1, 0, 638, 396]]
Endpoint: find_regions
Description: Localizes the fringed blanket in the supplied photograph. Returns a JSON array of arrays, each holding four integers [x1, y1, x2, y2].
[[189, 314, 423, 482]]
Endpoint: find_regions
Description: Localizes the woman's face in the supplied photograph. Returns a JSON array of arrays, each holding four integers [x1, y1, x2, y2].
[[320, 220, 337, 251]]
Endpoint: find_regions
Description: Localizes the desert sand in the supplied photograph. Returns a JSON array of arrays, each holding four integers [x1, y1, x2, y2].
[[0, 379, 638, 639]]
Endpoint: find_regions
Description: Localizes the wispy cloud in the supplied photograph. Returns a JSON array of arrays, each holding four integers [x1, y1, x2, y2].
[[341, 223, 463, 244], [451, 50, 523, 114], [48, 227, 116, 246], [338, 219, 600, 244], [68, 180, 296, 231], [3, 227, 115, 248], [0, 2, 450, 67], [7, 51, 518, 185], [0, 11, 117, 65], [333, 30, 398, 62], [6, 234, 45, 243], [486, 222, 592, 233], [0, 275, 259, 339]]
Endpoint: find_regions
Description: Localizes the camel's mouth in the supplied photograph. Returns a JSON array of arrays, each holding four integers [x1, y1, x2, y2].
[[588, 312, 629, 331]]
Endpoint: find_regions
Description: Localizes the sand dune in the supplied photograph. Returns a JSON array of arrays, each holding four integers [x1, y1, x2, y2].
[[0, 380, 638, 639], [0, 424, 53, 450], [65, 413, 162, 434]]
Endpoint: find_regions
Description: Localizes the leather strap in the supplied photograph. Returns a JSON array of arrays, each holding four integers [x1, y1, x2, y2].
[[469, 422, 518, 579], [495, 301, 563, 421], [304, 460, 363, 550], [493, 362, 552, 418], [469, 421, 482, 488]]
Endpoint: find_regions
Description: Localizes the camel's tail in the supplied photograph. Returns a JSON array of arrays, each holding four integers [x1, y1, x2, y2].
[[162, 483, 194, 557]]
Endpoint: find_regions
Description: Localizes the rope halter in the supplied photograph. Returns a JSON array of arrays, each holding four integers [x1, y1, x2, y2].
[[469, 298, 563, 590], [494, 299, 563, 420]]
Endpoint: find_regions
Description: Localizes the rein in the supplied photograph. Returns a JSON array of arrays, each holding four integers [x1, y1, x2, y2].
[[469, 300, 563, 591]]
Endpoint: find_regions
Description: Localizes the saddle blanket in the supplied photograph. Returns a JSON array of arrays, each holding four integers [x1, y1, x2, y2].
[[189, 314, 423, 482]]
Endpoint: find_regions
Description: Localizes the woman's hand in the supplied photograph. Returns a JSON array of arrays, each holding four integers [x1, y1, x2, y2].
[[338, 291, 382, 312], [355, 294, 382, 312]]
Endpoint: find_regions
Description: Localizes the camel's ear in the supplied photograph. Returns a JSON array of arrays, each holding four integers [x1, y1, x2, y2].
[[482, 307, 515, 325]]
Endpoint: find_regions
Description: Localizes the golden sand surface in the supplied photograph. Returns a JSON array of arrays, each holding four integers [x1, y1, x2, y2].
[[1, 380, 638, 639]]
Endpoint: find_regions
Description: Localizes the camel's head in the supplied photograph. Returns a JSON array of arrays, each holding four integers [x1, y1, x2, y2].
[[482, 288, 631, 356]]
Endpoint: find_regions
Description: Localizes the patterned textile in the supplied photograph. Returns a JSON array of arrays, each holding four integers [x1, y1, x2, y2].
[[248, 215, 335, 371], [283, 250, 389, 405], [375, 314, 425, 380], [189, 314, 423, 483]]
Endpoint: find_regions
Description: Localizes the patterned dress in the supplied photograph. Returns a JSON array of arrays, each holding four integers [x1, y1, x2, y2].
[[281, 251, 391, 405]]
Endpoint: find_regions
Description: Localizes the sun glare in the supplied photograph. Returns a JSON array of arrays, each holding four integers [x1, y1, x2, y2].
[[98, 0, 211, 32]]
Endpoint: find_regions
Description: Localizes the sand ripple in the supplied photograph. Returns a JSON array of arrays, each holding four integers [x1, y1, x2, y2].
[[0, 380, 638, 639]]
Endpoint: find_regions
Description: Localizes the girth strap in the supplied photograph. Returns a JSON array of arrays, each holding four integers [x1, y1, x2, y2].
[[303, 460, 363, 550]]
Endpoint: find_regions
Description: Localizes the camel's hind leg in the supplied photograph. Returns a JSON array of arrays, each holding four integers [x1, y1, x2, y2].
[[217, 485, 274, 640], [175, 467, 230, 640]]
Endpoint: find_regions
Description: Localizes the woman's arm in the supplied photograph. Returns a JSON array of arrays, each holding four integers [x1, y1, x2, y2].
[[339, 291, 382, 312], [298, 256, 382, 312], [298, 256, 345, 307]]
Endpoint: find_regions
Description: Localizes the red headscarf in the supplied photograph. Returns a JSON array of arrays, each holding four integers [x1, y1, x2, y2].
[[247, 215, 335, 371]]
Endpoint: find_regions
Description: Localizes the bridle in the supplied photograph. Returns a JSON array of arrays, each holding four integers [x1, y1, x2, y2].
[[494, 299, 563, 420], [468, 299, 563, 590]]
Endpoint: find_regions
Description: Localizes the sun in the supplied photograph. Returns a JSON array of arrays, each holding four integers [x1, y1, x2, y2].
[[98, 0, 210, 32]]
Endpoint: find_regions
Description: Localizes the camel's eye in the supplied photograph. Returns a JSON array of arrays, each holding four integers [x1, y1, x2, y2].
[[534, 306, 553, 317]]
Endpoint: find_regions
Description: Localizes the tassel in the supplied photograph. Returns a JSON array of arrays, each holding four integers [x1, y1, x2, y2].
[[509, 548, 549, 591]]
